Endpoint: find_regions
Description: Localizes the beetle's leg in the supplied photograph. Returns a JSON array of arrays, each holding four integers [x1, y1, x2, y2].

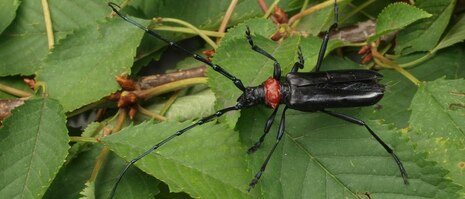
[[248, 107, 279, 153], [248, 107, 288, 191], [108, 3, 245, 91], [109, 103, 243, 199], [245, 26, 281, 80], [320, 109, 409, 184], [315, 0, 338, 72], [291, 46, 305, 73]]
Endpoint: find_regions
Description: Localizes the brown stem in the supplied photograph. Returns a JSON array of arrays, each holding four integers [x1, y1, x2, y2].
[[0, 99, 26, 122], [137, 66, 207, 90], [257, 0, 278, 23]]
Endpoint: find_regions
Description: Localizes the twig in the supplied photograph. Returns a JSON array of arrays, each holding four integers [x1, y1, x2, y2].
[[137, 77, 208, 99], [137, 66, 207, 89]]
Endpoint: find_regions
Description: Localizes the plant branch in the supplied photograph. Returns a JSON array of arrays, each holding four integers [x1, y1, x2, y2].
[[137, 77, 207, 99], [137, 66, 207, 89]]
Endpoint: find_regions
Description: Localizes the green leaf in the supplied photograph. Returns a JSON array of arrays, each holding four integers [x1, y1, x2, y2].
[[408, 79, 465, 189], [294, 0, 346, 36], [367, 46, 465, 128], [0, 0, 20, 34], [36, 18, 149, 112], [0, 1, 111, 76], [79, 181, 95, 199], [369, 2, 432, 42], [209, 18, 345, 128], [104, 113, 462, 198], [395, 0, 456, 54], [44, 145, 159, 199], [239, 108, 462, 198], [102, 121, 256, 199], [0, 97, 69, 198], [141, 89, 215, 121], [433, 14, 465, 52]]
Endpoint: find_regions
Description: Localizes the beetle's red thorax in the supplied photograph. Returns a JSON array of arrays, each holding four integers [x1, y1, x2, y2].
[[263, 77, 281, 109]]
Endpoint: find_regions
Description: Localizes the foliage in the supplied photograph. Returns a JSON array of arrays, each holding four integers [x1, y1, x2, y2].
[[0, 0, 464, 198]]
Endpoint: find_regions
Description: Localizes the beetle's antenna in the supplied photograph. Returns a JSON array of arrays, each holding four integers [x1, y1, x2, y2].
[[108, 2, 245, 91], [108, 103, 243, 199]]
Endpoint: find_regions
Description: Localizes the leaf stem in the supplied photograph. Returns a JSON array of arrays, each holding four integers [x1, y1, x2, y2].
[[156, 18, 218, 49], [160, 90, 181, 116], [0, 83, 32, 98], [137, 77, 207, 99], [112, 108, 126, 133], [153, 26, 224, 38], [137, 104, 166, 121], [41, 0, 54, 49], [263, 0, 280, 19], [371, 47, 421, 86], [89, 147, 110, 182], [398, 52, 435, 68], [289, 0, 346, 25], [291, 0, 310, 28], [70, 136, 98, 143], [342, 0, 375, 23], [89, 109, 126, 182], [217, 0, 239, 43]]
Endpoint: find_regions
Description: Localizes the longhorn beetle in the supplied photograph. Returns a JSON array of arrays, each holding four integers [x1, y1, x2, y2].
[[108, 1, 408, 198]]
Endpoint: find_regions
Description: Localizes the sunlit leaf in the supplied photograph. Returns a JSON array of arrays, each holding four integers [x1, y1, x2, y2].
[[408, 79, 465, 188], [0, 97, 69, 198], [36, 18, 148, 112]]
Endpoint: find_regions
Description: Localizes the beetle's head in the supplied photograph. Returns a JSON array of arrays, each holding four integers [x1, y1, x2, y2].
[[237, 86, 264, 108]]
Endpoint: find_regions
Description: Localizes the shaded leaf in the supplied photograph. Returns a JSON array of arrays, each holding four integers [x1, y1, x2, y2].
[[79, 181, 95, 199], [44, 145, 159, 199], [433, 14, 465, 52], [0, 0, 20, 34], [36, 18, 149, 112], [408, 79, 465, 188], [395, 0, 456, 54], [0, 97, 69, 198], [367, 46, 465, 128]]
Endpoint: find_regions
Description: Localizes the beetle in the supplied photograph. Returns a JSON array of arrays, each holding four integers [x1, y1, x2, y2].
[[108, 1, 408, 198]]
